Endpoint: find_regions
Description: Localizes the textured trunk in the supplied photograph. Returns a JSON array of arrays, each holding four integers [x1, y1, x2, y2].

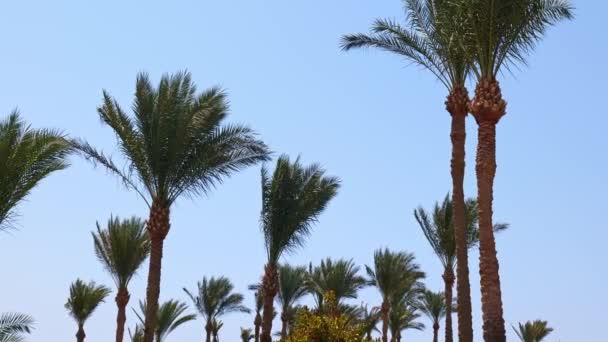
[[447, 85, 474, 342], [260, 264, 278, 342], [143, 199, 171, 342], [433, 322, 439, 342], [206, 323, 212, 342], [254, 313, 261, 342], [76, 323, 86, 342], [381, 299, 389, 342], [471, 79, 506, 342], [115, 287, 130, 342], [281, 311, 288, 338], [442, 268, 455, 342]]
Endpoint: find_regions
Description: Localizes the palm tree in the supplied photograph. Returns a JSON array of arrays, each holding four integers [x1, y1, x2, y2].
[[308, 258, 367, 310], [92, 216, 150, 342], [72, 71, 270, 342], [388, 301, 424, 342], [0, 111, 71, 233], [134, 300, 196, 342], [341, 3, 472, 340], [276, 264, 309, 338], [513, 320, 553, 342], [366, 249, 425, 342], [0, 312, 34, 342], [414, 195, 508, 342], [250, 289, 263, 342], [183, 276, 250, 342], [461, 2, 573, 340], [210, 319, 223, 342], [359, 305, 381, 340], [240, 328, 254, 342], [65, 279, 111, 342], [259, 155, 340, 342], [417, 290, 446, 342]]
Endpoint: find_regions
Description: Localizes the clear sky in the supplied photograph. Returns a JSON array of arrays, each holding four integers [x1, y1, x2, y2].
[[0, 0, 604, 341]]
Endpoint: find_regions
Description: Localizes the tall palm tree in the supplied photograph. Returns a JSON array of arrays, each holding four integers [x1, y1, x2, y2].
[[72, 71, 270, 342], [308, 258, 367, 310], [366, 249, 425, 342], [0, 111, 71, 233], [183, 276, 250, 342], [414, 195, 508, 342], [359, 305, 381, 340], [513, 320, 553, 342], [92, 216, 150, 342], [65, 279, 111, 342], [134, 300, 196, 342], [259, 155, 340, 342], [276, 264, 309, 338], [461, 1, 573, 340], [417, 290, 446, 342], [0, 312, 34, 342], [341, 3, 472, 340], [388, 301, 424, 342]]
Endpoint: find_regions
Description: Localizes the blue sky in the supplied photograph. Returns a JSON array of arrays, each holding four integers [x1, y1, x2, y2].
[[0, 0, 604, 341]]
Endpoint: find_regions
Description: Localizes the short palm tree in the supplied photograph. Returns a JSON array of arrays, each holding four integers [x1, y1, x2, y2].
[[184, 276, 250, 342], [0, 111, 70, 233], [210, 319, 223, 342], [388, 301, 424, 342], [513, 320, 553, 342], [72, 71, 269, 342], [359, 305, 381, 340], [461, 2, 573, 340], [417, 290, 446, 342], [308, 258, 367, 310], [92, 216, 150, 342], [276, 264, 309, 338], [251, 289, 262, 342], [0, 312, 34, 342], [259, 155, 340, 342], [134, 300, 196, 342], [240, 328, 254, 342], [366, 249, 425, 342], [341, 3, 472, 339], [65, 279, 111, 342]]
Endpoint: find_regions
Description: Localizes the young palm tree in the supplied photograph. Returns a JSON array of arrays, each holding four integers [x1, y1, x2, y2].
[[276, 264, 309, 338], [461, 2, 573, 340], [388, 301, 424, 342], [259, 155, 340, 342], [359, 305, 381, 340], [92, 216, 150, 342], [0, 111, 71, 233], [134, 300, 196, 342], [183, 276, 250, 342], [513, 320, 553, 342], [250, 289, 263, 342], [308, 258, 367, 310], [417, 290, 446, 342], [366, 249, 425, 342], [341, 3, 472, 340], [65, 279, 111, 342], [210, 319, 223, 342], [0, 312, 34, 342], [72, 71, 270, 342], [240, 328, 254, 342]]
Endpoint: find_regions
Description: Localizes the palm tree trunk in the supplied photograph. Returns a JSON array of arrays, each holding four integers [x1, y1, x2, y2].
[[260, 264, 278, 342], [143, 199, 171, 342], [381, 299, 389, 342], [442, 268, 455, 342], [76, 323, 86, 342], [115, 287, 130, 342], [280, 311, 288, 338], [206, 323, 212, 342], [447, 85, 474, 342], [472, 78, 506, 342], [254, 314, 261, 342], [433, 322, 439, 342]]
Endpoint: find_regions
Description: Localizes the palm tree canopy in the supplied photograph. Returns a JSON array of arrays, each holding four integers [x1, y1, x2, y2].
[[308, 258, 367, 306], [92, 216, 150, 289], [513, 320, 553, 342], [65, 279, 111, 324], [416, 290, 447, 325], [261, 155, 340, 264], [277, 264, 309, 311], [240, 327, 254, 342], [72, 71, 270, 207], [358, 305, 381, 336], [389, 301, 424, 336], [340, 0, 472, 89], [134, 300, 195, 342], [0, 312, 34, 342], [366, 249, 425, 300], [0, 111, 71, 232], [184, 276, 250, 322]]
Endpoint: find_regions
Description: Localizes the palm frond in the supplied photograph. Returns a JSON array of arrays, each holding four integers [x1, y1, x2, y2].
[[64, 279, 111, 325], [0, 312, 34, 342], [307, 258, 367, 308]]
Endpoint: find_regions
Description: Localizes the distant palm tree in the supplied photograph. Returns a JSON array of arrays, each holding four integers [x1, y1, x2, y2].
[[240, 328, 254, 342], [388, 300, 424, 342], [65, 279, 111, 342], [250, 289, 263, 342], [259, 155, 340, 342], [92, 216, 150, 342], [276, 264, 309, 338], [513, 320, 554, 342], [183, 276, 250, 342], [134, 300, 196, 342], [0, 312, 34, 342], [460, 2, 574, 339], [359, 305, 381, 340], [72, 71, 270, 342], [417, 290, 447, 342], [366, 249, 425, 342], [308, 258, 367, 309], [210, 319, 223, 342], [0, 111, 70, 233]]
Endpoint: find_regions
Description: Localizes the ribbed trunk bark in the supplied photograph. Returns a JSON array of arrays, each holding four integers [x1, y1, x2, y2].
[[471, 78, 506, 342], [76, 323, 86, 342], [442, 268, 454, 342], [115, 287, 130, 342], [254, 313, 261, 342], [433, 322, 439, 342], [447, 85, 474, 342], [143, 199, 170, 342], [206, 323, 212, 342], [260, 264, 278, 342], [280, 311, 288, 338], [381, 299, 389, 342]]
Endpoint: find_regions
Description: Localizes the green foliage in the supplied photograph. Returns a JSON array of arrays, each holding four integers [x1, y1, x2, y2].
[[278, 264, 310, 315], [513, 320, 554, 342], [0, 111, 71, 232], [133, 299, 195, 342], [366, 249, 425, 301], [388, 300, 424, 339], [416, 290, 446, 325], [357, 305, 380, 339], [308, 258, 367, 308], [183, 276, 250, 325], [0, 312, 34, 342], [65, 279, 111, 325], [240, 327, 254, 342]]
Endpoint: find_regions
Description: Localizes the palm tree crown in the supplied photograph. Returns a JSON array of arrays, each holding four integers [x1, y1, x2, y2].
[[513, 320, 554, 342], [134, 300, 196, 342], [277, 264, 309, 312], [417, 290, 447, 326], [184, 276, 250, 322], [0, 312, 34, 342], [366, 249, 425, 301], [308, 258, 367, 308], [240, 328, 254, 342], [65, 279, 111, 325]]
